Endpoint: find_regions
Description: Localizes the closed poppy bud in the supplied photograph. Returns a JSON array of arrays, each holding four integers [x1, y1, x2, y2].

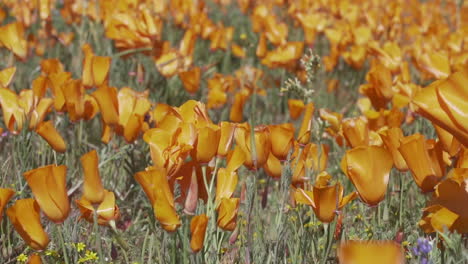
[[288, 99, 305, 120], [379, 127, 408, 172], [35, 120, 67, 153], [297, 103, 314, 145], [81, 150, 105, 204], [28, 254, 42, 264], [342, 117, 369, 148], [184, 168, 198, 215], [7, 199, 50, 250], [263, 152, 282, 179], [23, 165, 70, 223], [269, 124, 294, 160], [217, 198, 240, 231], [217, 122, 236, 157], [398, 134, 442, 193], [342, 145, 393, 206], [76, 190, 120, 226], [190, 214, 209, 253], [338, 240, 404, 264], [0, 188, 14, 222], [134, 168, 181, 232], [193, 124, 221, 164]]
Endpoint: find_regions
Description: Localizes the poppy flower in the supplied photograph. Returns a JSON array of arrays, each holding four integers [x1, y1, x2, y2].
[[0, 67, 16, 87], [23, 165, 70, 223], [190, 214, 209, 253], [80, 150, 105, 204], [76, 190, 120, 226], [134, 168, 181, 232], [179, 67, 201, 94], [269, 124, 294, 160], [82, 44, 111, 88], [398, 134, 444, 193], [35, 121, 67, 153], [434, 125, 460, 157], [0, 87, 26, 133], [28, 254, 42, 264], [294, 172, 357, 223], [217, 122, 236, 157], [341, 145, 393, 206], [216, 146, 246, 202], [263, 152, 283, 179], [235, 124, 271, 169], [379, 127, 408, 172], [91, 84, 119, 126], [261, 42, 304, 68], [412, 68, 468, 146], [217, 197, 240, 231], [338, 240, 404, 264], [342, 117, 369, 148], [297, 102, 314, 145], [7, 199, 50, 250], [192, 124, 221, 164], [419, 168, 468, 233], [0, 22, 27, 60], [0, 188, 14, 222]]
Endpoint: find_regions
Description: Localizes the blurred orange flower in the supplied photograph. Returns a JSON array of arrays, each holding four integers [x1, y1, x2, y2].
[[0, 188, 14, 222], [338, 240, 404, 264], [190, 214, 209, 253]]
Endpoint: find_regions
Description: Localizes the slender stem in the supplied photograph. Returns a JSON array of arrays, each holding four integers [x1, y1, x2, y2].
[[113, 47, 153, 59], [92, 210, 104, 264], [320, 220, 336, 264], [57, 224, 70, 264], [398, 174, 405, 228], [171, 233, 177, 264], [109, 220, 129, 251]]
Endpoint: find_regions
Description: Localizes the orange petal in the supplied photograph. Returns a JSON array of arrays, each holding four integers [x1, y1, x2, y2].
[[217, 198, 239, 231], [263, 152, 282, 179], [23, 165, 70, 223], [0, 22, 27, 59], [190, 214, 209, 253], [179, 67, 201, 94], [288, 99, 305, 120], [80, 150, 105, 204], [36, 121, 67, 153], [0, 188, 14, 222], [269, 124, 294, 160], [297, 103, 315, 145], [216, 168, 238, 202], [7, 199, 50, 250], [342, 145, 393, 206], [91, 85, 119, 125], [379, 127, 408, 172], [398, 134, 441, 193], [0, 67, 16, 87]]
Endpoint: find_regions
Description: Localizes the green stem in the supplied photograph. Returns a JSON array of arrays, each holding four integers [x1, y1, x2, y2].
[[320, 220, 336, 264], [57, 224, 70, 264], [171, 233, 177, 264], [398, 174, 405, 229], [109, 220, 129, 251], [93, 210, 104, 264], [112, 47, 153, 59]]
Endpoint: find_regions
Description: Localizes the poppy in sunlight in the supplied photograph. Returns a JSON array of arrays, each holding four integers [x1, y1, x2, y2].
[[76, 190, 120, 226], [0, 22, 28, 60], [82, 44, 111, 88], [235, 124, 271, 170], [35, 120, 67, 153], [80, 150, 105, 204], [179, 67, 201, 94], [217, 197, 240, 231]]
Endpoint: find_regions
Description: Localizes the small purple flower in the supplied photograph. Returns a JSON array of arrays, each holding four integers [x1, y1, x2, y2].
[[412, 237, 433, 263]]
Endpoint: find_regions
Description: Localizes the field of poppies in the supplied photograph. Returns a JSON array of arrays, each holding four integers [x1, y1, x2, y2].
[[0, 0, 468, 263]]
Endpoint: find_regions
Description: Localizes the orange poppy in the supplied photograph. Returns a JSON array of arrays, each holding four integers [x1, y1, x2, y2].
[[379, 127, 408, 172], [217, 122, 236, 157], [341, 145, 393, 206], [91, 84, 119, 126], [82, 44, 111, 88], [35, 121, 67, 153], [0, 22, 28, 60], [0, 67, 16, 87], [0, 188, 14, 222], [192, 124, 221, 164], [217, 197, 239, 231], [235, 124, 271, 169], [297, 102, 314, 145], [80, 150, 105, 204], [342, 117, 369, 148], [23, 165, 70, 223], [398, 134, 444, 193], [190, 214, 209, 253], [419, 168, 468, 233], [179, 67, 201, 94], [76, 190, 120, 226], [28, 254, 42, 264], [269, 124, 294, 160], [134, 168, 181, 232], [288, 99, 305, 120], [7, 199, 50, 250], [294, 172, 357, 223]]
